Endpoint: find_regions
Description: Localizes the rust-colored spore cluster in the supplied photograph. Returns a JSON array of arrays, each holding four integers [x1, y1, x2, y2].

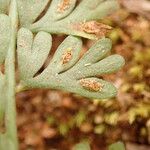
[[80, 79, 103, 92], [62, 48, 72, 64], [81, 21, 112, 37], [57, 0, 70, 12]]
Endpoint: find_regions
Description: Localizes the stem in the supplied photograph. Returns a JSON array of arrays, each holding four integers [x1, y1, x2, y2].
[[0, 0, 18, 150], [0, 74, 5, 126]]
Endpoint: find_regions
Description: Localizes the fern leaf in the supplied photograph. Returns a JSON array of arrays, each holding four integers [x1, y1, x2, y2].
[[17, 28, 52, 79], [17, 32, 125, 99], [18, 0, 50, 26], [18, 0, 119, 39]]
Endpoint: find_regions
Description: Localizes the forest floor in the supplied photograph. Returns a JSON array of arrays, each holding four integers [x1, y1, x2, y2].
[[16, 6, 150, 150]]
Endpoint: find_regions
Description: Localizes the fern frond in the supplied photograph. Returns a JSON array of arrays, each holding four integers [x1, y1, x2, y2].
[[18, 0, 119, 39], [17, 28, 52, 79], [0, 0, 125, 149], [17, 29, 125, 99]]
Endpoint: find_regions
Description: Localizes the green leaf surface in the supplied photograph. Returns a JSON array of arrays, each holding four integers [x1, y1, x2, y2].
[[0, 14, 11, 64], [17, 0, 119, 39], [46, 35, 82, 73], [46, 0, 77, 21], [17, 28, 52, 79], [17, 0, 50, 26], [18, 35, 125, 99]]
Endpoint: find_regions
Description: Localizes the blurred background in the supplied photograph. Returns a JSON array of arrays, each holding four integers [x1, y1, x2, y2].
[[16, 0, 150, 150]]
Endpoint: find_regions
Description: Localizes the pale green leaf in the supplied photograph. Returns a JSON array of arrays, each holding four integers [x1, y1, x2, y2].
[[18, 0, 119, 39], [45, 0, 77, 21], [18, 36, 125, 99], [18, 0, 49, 26], [0, 14, 11, 64], [47, 35, 82, 73], [17, 28, 52, 79]]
